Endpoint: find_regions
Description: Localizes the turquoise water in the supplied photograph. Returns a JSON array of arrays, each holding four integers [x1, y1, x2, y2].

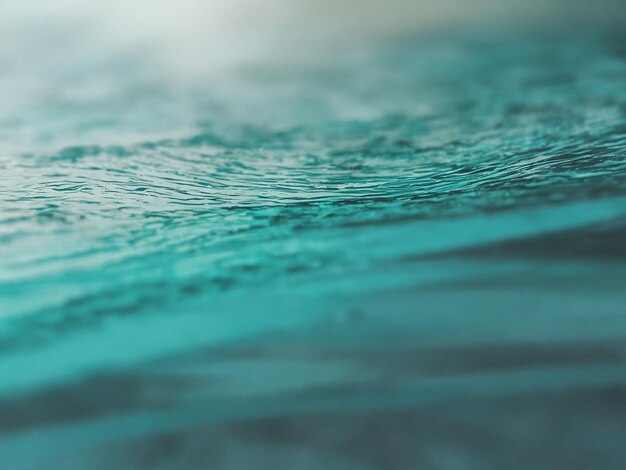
[[1, 30, 626, 468]]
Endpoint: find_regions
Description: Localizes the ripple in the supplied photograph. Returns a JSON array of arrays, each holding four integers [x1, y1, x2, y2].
[[1, 31, 626, 469]]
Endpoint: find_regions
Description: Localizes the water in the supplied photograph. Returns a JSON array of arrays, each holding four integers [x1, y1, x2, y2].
[[1, 26, 626, 469]]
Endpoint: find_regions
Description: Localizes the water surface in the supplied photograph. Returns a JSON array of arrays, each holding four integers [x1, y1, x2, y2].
[[1, 29, 626, 469]]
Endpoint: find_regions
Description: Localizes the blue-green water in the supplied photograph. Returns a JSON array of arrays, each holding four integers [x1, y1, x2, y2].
[[1, 31, 626, 469]]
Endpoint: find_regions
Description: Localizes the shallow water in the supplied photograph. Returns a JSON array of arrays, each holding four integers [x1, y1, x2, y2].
[[1, 29, 626, 469]]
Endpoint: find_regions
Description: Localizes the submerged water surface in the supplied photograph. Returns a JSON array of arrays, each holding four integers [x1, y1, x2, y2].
[[1, 30, 626, 469]]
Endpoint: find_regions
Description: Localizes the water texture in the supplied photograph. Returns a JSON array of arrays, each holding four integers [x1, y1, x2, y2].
[[1, 31, 626, 469]]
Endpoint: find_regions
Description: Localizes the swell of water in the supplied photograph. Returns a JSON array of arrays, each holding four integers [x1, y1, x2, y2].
[[1, 31, 626, 469]]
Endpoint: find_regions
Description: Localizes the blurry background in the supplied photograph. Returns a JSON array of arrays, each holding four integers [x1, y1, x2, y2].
[[2, 0, 626, 152]]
